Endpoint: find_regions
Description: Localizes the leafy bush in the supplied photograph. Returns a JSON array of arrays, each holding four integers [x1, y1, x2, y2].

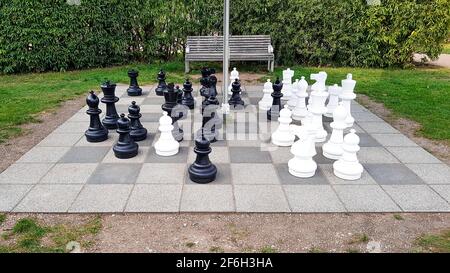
[[0, 0, 449, 73]]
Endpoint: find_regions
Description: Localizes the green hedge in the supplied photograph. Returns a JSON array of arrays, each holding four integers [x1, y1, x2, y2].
[[1, 0, 449, 73]]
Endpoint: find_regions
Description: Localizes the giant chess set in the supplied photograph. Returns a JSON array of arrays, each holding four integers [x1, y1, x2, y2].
[[84, 66, 363, 183]]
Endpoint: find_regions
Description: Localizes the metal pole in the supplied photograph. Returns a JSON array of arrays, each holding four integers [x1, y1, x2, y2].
[[221, 0, 230, 114]]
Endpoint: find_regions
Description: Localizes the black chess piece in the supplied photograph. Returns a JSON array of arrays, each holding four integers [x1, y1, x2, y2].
[[128, 101, 147, 141], [200, 95, 221, 143], [155, 69, 167, 96], [181, 79, 195, 110], [267, 77, 283, 121], [113, 113, 139, 159], [175, 85, 183, 104], [126, 69, 142, 96], [162, 83, 184, 142], [85, 91, 108, 142], [209, 74, 218, 98], [188, 129, 217, 184], [100, 80, 120, 129], [228, 79, 245, 109]]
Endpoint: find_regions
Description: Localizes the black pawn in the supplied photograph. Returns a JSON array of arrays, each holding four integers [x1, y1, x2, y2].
[[201, 95, 221, 143], [188, 130, 217, 184], [181, 79, 195, 110], [101, 80, 120, 129], [155, 69, 167, 96], [127, 69, 142, 96], [228, 79, 245, 109], [128, 101, 147, 141], [113, 113, 139, 159], [267, 77, 283, 121], [199, 67, 211, 98], [85, 91, 108, 142], [209, 74, 218, 98]]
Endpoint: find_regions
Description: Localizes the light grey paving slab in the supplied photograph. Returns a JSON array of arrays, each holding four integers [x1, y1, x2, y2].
[[188, 146, 230, 163], [186, 164, 231, 184], [406, 164, 450, 184], [125, 184, 182, 212], [37, 133, 83, 147], [140, 105, 165, 113], [269, 146, 292, 164], [0, 163, 54, 184], [321, 164, 377, 185], [0, 185, 33, 212], [383, 185, 450, 212], [357, 122, 400, 134], [364, 163, 424, 185], [334, 185, 400, 212], [102, 147, 149, 163], [69, 184, 133, 212], [115, 97, 145, 106], [229, 147, 272, 163], [180, 185, 234, 212], [59, 146, 110, 163], [137, 163, 186, 184], [430, 185, 450, 203], [67, 112, 91, 122], [145, 146, 189, 163], [352, 111, 383, 122], [140, 122, 160, 134], [17, 147, 70, 163], [14, 184, 83, 212], [350, 102, 369, 113], [371, 133, 418, 147], [75, 134, 118, 147], [284, 185, 346, 212], [143, 97, 165, 105], [87, 163, 142, 184], [234, 185, 290, 212], [275, 164, 329, 185], [53, 122, 87, 133], [40, 163, 98, 184], [358, 147, 399, 163], [231, 163, 280, 184], [314, 147, 336, 164], [386, 147, 441, 164]]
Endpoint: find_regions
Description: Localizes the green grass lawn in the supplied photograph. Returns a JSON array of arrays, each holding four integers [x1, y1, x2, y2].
[[0, 61, 449, 143], [443, 43, 450, 54]]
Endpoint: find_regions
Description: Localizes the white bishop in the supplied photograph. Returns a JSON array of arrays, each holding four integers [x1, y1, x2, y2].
[[154, 111, 180, 156], [292, 76, 309, 123]]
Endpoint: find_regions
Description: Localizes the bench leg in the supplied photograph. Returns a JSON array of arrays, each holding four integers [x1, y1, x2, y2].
[[269, 60, 274, 72], [185, 61, 189, 73]]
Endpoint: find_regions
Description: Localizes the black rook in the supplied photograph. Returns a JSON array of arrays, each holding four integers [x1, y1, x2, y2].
[[127, 69, 142, 96]]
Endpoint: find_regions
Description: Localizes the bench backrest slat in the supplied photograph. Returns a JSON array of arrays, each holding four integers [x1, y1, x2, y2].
[[187, 35, 272, 54]]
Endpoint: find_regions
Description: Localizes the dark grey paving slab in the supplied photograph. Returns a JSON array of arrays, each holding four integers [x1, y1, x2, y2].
[[314, 147, 335, 164], [125, 184, 182, 212], [180, 184, 234, 212], [358, 133, 381, 147], [0, 185, 32, 212], [69, 184, 133, 212], [275, 164, 329, 185], [383, 185, 450, 212], [145, 146, 189, 163], [284, 185, 346, 212], [229, 147, 272, 163], [234, 185, 290, 212], [59, 147, 110, 163], [364, 163, 424, 185], [334, 185, 400, 212], [186, 164, 231, 184], [321, 164, 377, 185], [87, 163, 142, 184]]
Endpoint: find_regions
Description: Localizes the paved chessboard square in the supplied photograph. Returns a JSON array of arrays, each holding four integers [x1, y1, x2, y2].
[[140, 122, 160, 133], [186, 164, 231, 184], [334, 185, 400, 212], [382, 185, 450, 212], [231, 163, 280, 184], [406, 164, 450, 184], [269, 146, 292, 164], [143, 97, 166, 105], [249, 97, 261, 105], [137, 163, 186, 184], [14, 184, 83, 212], [0, 163, 54, 184], [320, 164, 377, 185], [188, 146, 229, 163], [0, 185, 32, 211], [75, 134, 118, 147], [357, 122, 399, 134], [364, 163, 424, 185], [352, 111, 383, 122], [371, 134, 418, 147], [358, 133, 381, 147], [140, 113, 163, 122], [229, 147, 272, 163], [17, 147, 70, 163], [351, 103, 369, 113], [37, 133, 83, 147], [284, 185, 346, 212], [125, 184, 182, 212], [274, 164, 329, 185], [358, 147, 399, 163], [69, 184, 133, 212], [67, 112, 91, 122], [40, 163, 98, 184], [180, 184, 234, 212], [59, 146, 110, 163], [145, 147, 189, 163], [53, 122, 87, 133], [386, 147, 442, 164], [314, 147, 336, 164], [87, 163, 141, 184], [102, 147, 149, 163], [115, 97, 145, 106], [234, 185, 290, 212], [140, 105, 165, 113], [430, 185, 450, 203]]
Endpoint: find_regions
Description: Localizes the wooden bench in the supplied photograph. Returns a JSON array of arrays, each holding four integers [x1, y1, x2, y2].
[[185, 35, 274, 73]]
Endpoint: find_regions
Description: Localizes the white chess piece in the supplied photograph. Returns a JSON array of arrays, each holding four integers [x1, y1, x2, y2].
[[154, 111, 180, 156], [288, 115, 317, 178], [228, 67, 239, 95], [287, 79, 299, 110], [281, 68, 294, 100], [325, 84, 342, 118], [333, 129, 363, 180], [271, 105, 295, 146], [292, 76, 309, 122], [323, 103, 347, 159], [308, 72, 329, 142], [258, 79, 273, 111], [340, 73, 356, 127]]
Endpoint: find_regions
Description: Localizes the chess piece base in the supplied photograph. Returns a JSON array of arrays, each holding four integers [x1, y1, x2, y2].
[[127, 87, 142, 96], [113, 143, 139, 159], [271, 134, 295, 147], [85, 129, 108, 143], [288, 159, 317, 178], [333, 161, 363, 180], [155, 88, 164, 96], [188, 163, 217, 184], [102, 116, 119, 129], [130, 128, 147, 142], [155, 142, 179, 156], [322, 143, 343, 160], [315, 129, 328, 143]]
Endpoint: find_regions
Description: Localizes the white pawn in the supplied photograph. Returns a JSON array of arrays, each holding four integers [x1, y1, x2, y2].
[[271, 105, 295, 146], [333, 129, 363, 180], [292, 76, 309, 122], [258, 79, 273, 111], [287, 79, 299, 110], [308, 72, 329, 142], [154, 111, 179, 156], [288, 115, 317, 178], [325, 84, 342, 118], [228, 67, 239, 95], [340, 73, 356, 127], [281, 68, 294, 100], [323, 103, 347, 159]]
